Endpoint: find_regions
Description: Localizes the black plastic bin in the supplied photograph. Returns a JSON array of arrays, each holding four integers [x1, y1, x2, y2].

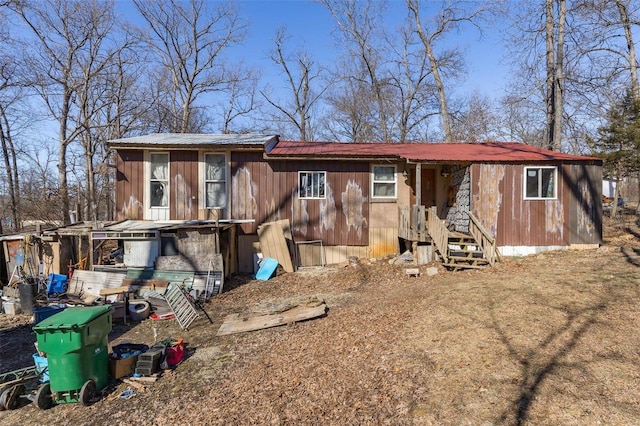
[[18, 281, 39, 314]]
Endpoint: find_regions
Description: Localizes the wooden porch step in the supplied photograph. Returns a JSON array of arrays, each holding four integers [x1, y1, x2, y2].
[[449, 247, 482, 254], [445, 262, 488, 270], [448, 254, 489, 261], [448, 232, 476, 241]]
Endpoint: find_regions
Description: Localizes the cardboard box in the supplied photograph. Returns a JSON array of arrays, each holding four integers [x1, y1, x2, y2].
[[110, 302, 125, 321], [108, 355, 138, 379]]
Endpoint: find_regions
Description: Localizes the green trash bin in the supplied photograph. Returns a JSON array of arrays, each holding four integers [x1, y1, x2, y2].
[[32, 305, 112, 408]]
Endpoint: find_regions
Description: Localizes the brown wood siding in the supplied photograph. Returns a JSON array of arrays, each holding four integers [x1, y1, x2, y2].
[[169, 150, 198, 220], [471, 163, 571, 247], [116, 150, 144, 220], [231, 152, 369, 246], [566, 163, 603, 245]]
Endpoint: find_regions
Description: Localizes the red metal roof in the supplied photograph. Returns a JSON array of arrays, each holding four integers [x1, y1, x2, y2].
[[267, 141, 602, 163]]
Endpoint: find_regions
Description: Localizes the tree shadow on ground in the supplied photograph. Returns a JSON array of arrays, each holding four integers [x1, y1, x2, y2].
[[0, 323, 40, 374], [489, 297, 608, 425], [450, 280, 620, 425]]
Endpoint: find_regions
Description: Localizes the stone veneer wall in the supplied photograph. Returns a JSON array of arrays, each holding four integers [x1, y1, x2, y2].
[[445, 165, 470, 233]]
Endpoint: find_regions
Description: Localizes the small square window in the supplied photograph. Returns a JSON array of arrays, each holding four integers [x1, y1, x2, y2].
[[524, 167, 556, 199], [372, 165, 397, 198], [299, 171, 326, 199]]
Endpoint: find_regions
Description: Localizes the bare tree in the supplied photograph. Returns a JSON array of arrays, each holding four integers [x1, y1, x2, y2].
[[17, 140, 62, 227], [0, 77, 21, 232], [322, 0, 449, 142], [451, 91, 500, 142], [0, 9, 22, 232], [502, 1, 572, 150], [261, 27, 327, 141], [133, 0, 247, 133], [407, 0, 485, 143], [322, 0, 392, 141], [387, 20, 441, 142], [218, 65, 261, 134], [498, 94, 546, 145], [71, 11, 142, 222], [10, 0, 125, 224], [320, 70, 379, 142], [614, 0, 639, 98]]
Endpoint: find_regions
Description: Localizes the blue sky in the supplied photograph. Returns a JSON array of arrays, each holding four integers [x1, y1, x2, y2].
[[113, 0, 508, 99], [20, 0, 507, 144], [232, 0, 508, 97]]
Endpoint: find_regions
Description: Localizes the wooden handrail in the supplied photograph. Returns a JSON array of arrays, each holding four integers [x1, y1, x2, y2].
[[468, 211, 500, 265], [427, 206, 449, 262], [398, 206, 428, 242]]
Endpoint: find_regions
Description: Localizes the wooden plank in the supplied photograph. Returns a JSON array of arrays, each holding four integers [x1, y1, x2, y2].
[[257, 221, 294, 272], [99, 286, 133, 296], [123, 378, 147, 390], [216, 303, 328, 336], [126, 269, 194, 283]]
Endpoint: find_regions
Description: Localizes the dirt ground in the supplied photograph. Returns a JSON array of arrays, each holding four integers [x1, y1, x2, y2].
[[2, 214, 640, 425]]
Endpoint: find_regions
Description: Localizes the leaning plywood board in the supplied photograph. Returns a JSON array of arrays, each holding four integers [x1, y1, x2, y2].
[[257, 220, 294, 272], [216, 302, 328, 336]]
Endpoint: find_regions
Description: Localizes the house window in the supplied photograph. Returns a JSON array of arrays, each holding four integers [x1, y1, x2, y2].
[[205, 153, 227, 208], [372, 165, 397, 198], [524, 166, 557, 199], [299, 171, 326, 199], [150, 153, 169, 207]]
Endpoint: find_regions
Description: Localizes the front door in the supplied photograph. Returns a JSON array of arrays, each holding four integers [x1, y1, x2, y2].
[[410, 168, 436, 207]]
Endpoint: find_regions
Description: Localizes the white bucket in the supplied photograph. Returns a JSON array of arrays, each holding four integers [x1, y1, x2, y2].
[[2, 300, 21, 315]]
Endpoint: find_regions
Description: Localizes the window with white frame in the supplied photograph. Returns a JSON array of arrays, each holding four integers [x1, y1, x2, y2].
[[204, 153, 227, 208], [299, 171, 326, 199], [372, 165, 397, 198], [524, 166, 557, 199], [150, 153, 169, 207]]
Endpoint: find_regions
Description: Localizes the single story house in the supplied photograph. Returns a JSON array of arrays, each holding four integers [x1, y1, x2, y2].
[[108, 134, 603, 272]]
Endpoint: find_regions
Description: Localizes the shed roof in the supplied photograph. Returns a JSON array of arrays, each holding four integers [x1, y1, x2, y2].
[[109, 133, 278, 148], [93, 219, 255, 233], [267, 141, 602, 163]]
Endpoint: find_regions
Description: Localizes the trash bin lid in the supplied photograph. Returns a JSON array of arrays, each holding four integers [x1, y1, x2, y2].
[[33, 305, 111, 332]]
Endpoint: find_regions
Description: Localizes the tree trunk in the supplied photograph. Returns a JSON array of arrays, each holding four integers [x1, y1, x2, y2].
[[85, 144, 96, 221], [552, 0, 565, 152], [59, 91, 71, 225], [0, 109, 20, 231], [545, 0, 565, 152], [180, 94, 191, 133], [409, 0, 452, 142], [616, 0, 639, 100], [425, 39, 452, 142], [546, 0, 556, 150]]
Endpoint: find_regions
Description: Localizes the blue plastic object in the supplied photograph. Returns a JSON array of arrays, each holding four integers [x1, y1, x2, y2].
[[255, 258, 279, 281], [46, 273, 68, 295], [33, 305, 66, 324], [33, 353, 50, 383]]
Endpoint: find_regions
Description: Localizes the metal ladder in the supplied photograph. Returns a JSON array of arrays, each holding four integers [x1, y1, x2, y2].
[[163, 284, 200, 330]]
